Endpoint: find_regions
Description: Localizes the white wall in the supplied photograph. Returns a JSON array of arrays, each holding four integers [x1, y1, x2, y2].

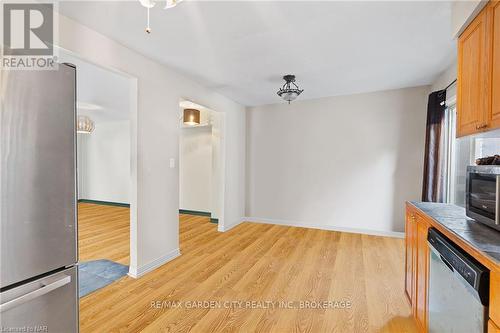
[[78, 120, 130, 204], [451, 0, 488, 37], [179, 126, 212, 212], [210, 112, 223, 222], [431, 58, 457, 93], [221, 110, 246, 231], [56, 13, 246, 277], [246, 86, 429, 235]]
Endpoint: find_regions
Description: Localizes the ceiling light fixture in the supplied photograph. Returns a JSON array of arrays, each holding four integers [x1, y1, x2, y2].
[[277, 74, 304, 104], [77, 116, 95, 134], [164, 0, 183, 9], [139, 0, 184, 33], [183, 108, 200, 126]]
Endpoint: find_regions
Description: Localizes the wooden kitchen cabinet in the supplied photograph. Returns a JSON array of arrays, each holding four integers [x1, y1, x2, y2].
[[404, 208, 429, 332], [491, 271, 500, 328], [415, 217, 429, 331], [405, 211, 416, 303], [457, 7, 491, 137], [457, 1, 500, 137], [489, 319, 500, 333], [491, 1, 500, 129], [406, 202, 500, 333]]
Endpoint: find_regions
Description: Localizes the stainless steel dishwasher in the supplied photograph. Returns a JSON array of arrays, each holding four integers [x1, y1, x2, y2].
[[427, 228, 489, 333]]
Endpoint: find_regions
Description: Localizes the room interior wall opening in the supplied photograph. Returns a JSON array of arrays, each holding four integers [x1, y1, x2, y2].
[[178, 100, 224, 231], [58, 48, 138, 297]]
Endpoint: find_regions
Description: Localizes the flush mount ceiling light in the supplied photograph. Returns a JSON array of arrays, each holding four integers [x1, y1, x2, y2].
[[77, 115, 95, 134], [277, 75, 304, 104], [183, 108, 200, 126], [139, 0, 184, 33]]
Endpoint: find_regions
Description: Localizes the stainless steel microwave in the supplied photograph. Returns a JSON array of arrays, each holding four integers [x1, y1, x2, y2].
[[466, 165, 500, 231]]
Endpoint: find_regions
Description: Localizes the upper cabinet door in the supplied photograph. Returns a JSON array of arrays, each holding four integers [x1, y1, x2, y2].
[[457, 8, 491, 137], [491, 1, 500, 129]]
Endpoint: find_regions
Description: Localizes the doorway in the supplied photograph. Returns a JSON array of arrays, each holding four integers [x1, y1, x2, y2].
[[178, 100, 224, 229], [58, 49, 137, 297]]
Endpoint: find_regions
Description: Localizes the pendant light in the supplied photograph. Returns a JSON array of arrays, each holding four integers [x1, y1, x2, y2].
[[183, 108, 200, 126], [77, 116, 95, 134], [277, 75, 304, 104], [139, 0, 185, 33]]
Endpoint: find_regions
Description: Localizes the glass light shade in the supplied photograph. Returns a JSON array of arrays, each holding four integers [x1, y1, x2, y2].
[[281, 92, 298, 102], [164, 0, 183, 9], [139, 0, 156, 8], [183, 108, 200, 126], [77, 116, 95, 134]]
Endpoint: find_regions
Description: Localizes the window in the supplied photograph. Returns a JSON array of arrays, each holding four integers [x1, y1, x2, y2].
[[444, 104, 457, 204]]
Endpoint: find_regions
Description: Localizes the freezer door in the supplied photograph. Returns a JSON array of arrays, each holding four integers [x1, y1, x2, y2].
[[0, 266, 78, 333], [1, 65, 77, 288]]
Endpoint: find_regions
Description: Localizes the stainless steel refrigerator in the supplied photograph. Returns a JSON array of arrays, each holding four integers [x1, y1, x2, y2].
[[0, 64, 79, 332]]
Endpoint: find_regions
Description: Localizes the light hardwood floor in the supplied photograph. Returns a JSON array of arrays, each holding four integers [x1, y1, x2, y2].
[[78, 202, 130, 265], [78, 203, 417, 332]]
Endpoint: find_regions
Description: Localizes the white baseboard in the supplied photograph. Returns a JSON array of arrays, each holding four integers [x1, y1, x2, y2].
[[128, 248, 181, 278], [218, 220, 241, 232], [242, 217, 405, 239]]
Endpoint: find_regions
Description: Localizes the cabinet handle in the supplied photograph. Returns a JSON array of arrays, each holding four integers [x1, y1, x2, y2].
[[476, 123, 488, 130]]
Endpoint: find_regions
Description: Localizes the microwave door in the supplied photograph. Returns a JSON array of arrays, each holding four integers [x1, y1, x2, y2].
[[466, 165, 500, 231], [468, 173, 497, 220]]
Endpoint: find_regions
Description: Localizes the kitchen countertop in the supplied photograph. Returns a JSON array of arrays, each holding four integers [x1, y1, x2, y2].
[[409, 201, 500, 268]]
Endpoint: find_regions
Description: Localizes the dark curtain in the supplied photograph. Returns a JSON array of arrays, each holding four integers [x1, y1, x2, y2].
[[422, 90, 447, 202]]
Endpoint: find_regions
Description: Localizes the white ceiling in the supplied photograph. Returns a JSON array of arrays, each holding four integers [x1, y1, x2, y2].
[[58, 1, 455, 106], [59, 50, 131, 122]]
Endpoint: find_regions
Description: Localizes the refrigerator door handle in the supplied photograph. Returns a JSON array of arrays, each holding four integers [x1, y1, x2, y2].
[[0, 275, 71, 313]]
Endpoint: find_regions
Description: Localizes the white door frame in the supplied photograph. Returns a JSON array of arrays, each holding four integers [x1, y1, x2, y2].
[[55, 46, 139, 276]]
